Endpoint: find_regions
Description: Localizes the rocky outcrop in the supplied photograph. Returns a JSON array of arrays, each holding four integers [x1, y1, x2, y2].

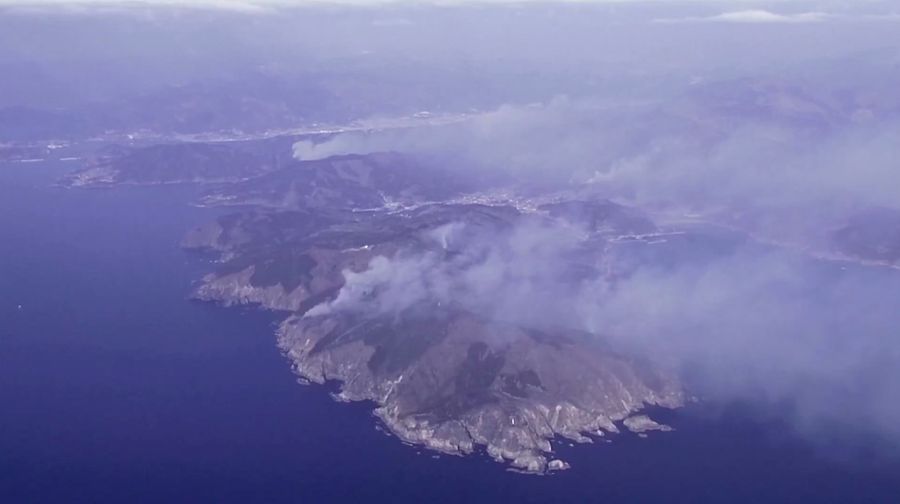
[[192, 266, 312, 312], [277, 310, 683, 473], [623, 415, 673, 434]]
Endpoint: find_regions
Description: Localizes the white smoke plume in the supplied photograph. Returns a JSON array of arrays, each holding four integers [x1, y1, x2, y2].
[[298, 55, 900, 449], [311, 214, 900, 447]]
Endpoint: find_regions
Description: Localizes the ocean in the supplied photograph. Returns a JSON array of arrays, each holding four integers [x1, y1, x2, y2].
[[1, 161, 898, 503]]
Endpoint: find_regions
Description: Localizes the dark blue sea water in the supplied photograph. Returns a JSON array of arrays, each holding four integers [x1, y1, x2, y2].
[[2, 161, 899, 503]]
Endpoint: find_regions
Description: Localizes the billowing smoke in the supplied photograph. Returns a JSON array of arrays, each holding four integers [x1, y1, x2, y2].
[[307, 218, 587, 327], [295, 67, 900, 251], [312, 214, 900, 447], [299, 52, 900, 450], [292, 98, 635, 184], [582, 247, 900, 443], [296, 87, 900, 217]]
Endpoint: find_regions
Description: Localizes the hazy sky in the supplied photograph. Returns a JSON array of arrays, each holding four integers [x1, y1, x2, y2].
[[1, 0, 897, 8], [3, 0, 899, 25]]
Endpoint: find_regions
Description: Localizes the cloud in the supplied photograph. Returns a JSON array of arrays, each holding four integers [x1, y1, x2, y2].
[[655, 9, 831, 24]]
